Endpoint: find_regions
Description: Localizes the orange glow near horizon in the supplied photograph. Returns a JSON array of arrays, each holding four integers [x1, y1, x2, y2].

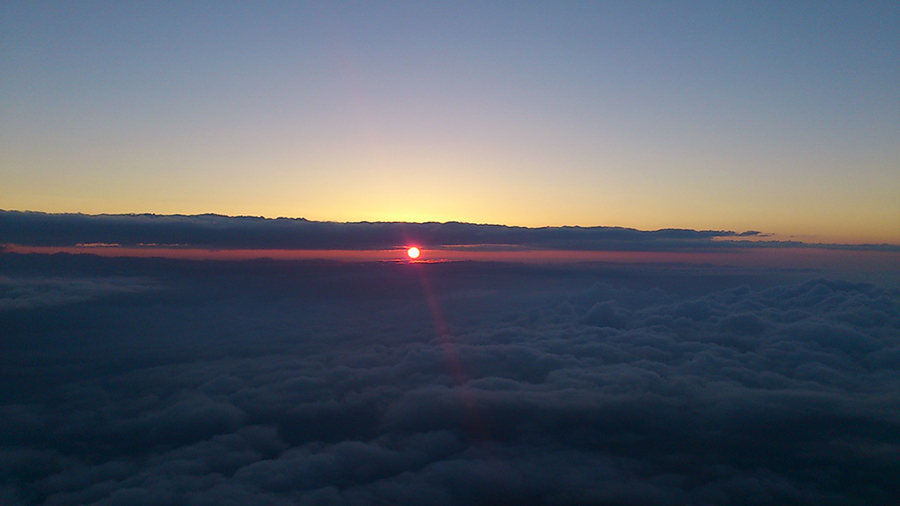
[[407, 247, 420, 259], [5, 245, 404, 262], [4, 244, 899, 274]]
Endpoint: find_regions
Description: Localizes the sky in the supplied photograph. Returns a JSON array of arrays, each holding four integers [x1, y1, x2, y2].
[[2, 1, 898, 243], [2, 6, 900, 503]]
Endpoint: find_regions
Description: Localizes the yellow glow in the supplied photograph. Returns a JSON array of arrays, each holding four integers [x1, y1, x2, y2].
[[407, 247, 420, 259], [2, 147, 897, 245]]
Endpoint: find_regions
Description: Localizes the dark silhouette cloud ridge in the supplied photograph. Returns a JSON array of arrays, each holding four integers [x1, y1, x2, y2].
[[1, 210, 773, 251]]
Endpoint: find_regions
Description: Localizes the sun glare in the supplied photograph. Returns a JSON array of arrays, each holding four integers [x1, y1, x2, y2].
[[407, 247, 420, 259]]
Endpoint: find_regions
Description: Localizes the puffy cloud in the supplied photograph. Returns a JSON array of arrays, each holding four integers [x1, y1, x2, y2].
[[1, 254, 899, 505], [0, 276, 158, 311]]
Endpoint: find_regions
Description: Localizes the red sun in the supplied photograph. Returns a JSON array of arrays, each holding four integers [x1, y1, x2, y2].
[[407, 247, 420, 259]]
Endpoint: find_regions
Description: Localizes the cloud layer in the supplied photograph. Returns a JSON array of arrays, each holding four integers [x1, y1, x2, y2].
[[2, 255, 899, 505], [1, 210, 778, 251], [0, 276, 158, 311]]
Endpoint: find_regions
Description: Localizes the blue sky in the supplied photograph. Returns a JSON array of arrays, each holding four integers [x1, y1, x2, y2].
[[2, 1, 898, 242]]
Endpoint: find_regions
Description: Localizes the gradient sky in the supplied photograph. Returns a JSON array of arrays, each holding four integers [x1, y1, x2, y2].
[[2, 1, 898, 243]]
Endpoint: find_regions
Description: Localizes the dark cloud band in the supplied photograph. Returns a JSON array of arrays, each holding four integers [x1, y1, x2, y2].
[[5, 210, 896, 253], [0, 210, 779, 251]]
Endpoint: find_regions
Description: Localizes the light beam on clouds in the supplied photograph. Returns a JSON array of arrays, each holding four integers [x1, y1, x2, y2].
[[412, 262, 490, 443]]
